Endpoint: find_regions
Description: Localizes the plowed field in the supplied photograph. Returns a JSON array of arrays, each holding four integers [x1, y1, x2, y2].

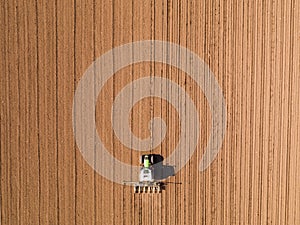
[[1, 0, 299, 224]]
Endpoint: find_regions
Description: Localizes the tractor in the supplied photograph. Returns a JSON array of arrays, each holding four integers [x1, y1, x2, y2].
[[123, 154, 168, 193]]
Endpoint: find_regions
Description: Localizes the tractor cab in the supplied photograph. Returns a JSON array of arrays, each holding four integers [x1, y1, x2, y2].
[[139, 155, 154, 182]]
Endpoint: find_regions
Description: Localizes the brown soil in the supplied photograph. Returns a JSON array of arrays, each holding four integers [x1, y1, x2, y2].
[[1, 0, 299, 224]]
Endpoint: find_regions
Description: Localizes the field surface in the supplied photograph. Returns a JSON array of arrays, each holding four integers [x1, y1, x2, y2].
[[1, 0, 299, 224]]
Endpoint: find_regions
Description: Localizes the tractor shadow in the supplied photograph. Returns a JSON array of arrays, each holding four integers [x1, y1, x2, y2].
[[153, 163, 175, 180], [147, 154, 175, 180]]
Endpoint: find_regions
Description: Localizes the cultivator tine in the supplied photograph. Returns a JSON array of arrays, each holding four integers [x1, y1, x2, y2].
[[152, 187, 155, 193], [132, 183, 163, 194], [156, 186, 159, 193]]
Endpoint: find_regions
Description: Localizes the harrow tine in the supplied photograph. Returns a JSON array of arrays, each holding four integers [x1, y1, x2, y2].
[[131, 183, 163, 193]]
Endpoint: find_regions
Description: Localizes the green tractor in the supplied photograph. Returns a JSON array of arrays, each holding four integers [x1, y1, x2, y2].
[[124, 154, 164, 193]]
